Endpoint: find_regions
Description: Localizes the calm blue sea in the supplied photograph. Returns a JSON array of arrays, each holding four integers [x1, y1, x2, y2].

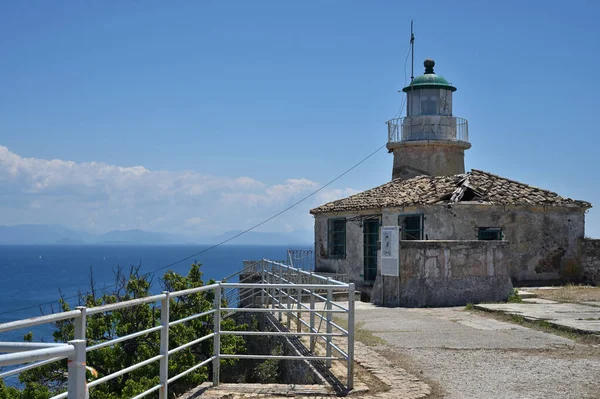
[[0, 244, 296, 343]]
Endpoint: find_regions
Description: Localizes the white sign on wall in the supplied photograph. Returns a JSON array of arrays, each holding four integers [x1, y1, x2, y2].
[[381, 226, 399, 276]]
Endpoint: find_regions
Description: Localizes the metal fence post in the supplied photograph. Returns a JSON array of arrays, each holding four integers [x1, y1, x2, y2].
[[278, 265, 283, 322], [159, 292, 170, 399], [309, 286, 315, 352], [326, 284, 332, 368], [67, 339, 87, 399], [347, 283, 355, 390], [74, 306, 87, 341], [260, 260, 265, 307], [286, 282, 292, 330], [296, 287, 302, 333], [213, 282, 222, 386]]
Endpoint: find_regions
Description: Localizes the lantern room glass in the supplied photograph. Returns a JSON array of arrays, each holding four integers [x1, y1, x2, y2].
[[407, 88, 452, 117]]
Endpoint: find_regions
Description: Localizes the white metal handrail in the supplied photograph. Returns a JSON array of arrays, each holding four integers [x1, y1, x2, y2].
[[0, 258, 355, 398]]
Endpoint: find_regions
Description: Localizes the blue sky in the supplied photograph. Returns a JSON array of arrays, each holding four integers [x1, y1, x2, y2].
[[1, 1, 599, 239]]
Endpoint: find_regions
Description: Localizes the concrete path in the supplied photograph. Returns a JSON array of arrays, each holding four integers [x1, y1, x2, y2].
[[475, 301, 600, 334], [182, 301, 600, 398], [354, 304, 600, 399]]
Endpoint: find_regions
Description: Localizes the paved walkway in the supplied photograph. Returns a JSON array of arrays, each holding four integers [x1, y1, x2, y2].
[[183, 302, 600, 398], [475, 300, 600, 334], [355, 304, 600, 399]]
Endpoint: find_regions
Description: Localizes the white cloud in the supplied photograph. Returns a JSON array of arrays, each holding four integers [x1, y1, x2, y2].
[[0, 146, 358, 237], [185, 217, 205, 227]]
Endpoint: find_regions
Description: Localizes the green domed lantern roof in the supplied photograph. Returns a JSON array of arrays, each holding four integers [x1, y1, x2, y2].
[[402, 59, 457, 92]]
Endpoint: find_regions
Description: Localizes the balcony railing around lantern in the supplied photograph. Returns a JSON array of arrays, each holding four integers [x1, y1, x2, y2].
[[387, 116, 469, 144]]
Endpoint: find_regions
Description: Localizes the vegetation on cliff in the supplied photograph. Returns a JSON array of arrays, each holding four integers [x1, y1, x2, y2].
[[0, 263, 246, 399]]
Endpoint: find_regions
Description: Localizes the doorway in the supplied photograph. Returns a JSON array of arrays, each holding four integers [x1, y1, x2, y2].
[[363, 219, 379, 282]]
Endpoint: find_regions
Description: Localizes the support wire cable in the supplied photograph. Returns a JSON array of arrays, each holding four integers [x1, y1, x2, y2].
[[0, 143, 387, 318]]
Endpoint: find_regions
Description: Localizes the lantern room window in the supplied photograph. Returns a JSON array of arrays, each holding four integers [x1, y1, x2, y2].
[[407, 89, 453, 117]]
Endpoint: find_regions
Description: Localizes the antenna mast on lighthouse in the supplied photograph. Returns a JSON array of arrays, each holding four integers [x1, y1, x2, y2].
[[410, 20, 415, 83]]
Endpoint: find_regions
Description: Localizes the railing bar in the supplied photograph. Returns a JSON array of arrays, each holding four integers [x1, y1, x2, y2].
[[266, 288, 348, 312], [167, 356, 215, 384], [0, 355, 66, 379], [263, 270, 347, 288], [86, 294, 166, 315], [129, 383, 163, 399], [168, 333, 215, 356], [162, 283, 220, 299], [169, 309, 215, 326], [87, 325, 163, 352], [312, 312, 349, 335], [49, 392, 68, 399], [306, 292, 348, 310], [220, 308, 345, 314], [0, 310, 82, 333], [316, 335, 348, 359], [262, 260, 346, 285], [219, 354, 344, 360], [221, 283, 349, 289], [0, 342, 70, 352], [87, 354, 163, 388], [0, 345, 75, 367], [220, 331, 344, 337]]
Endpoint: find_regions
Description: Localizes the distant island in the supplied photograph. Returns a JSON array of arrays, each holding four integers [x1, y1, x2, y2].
[[0, 224, 312, 246]]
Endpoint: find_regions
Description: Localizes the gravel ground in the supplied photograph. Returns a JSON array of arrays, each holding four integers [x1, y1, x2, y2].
[[355, 305, 600, 399]]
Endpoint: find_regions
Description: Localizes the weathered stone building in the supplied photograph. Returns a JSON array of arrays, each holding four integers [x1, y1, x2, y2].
[[310, 59, 596, 306]]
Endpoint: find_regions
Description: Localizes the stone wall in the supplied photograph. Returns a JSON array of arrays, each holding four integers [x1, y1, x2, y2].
[[372, 240, 513, 307], [398, 204, 586, 284], [314, 204, 586, 289], [580, 238, 600, 285]]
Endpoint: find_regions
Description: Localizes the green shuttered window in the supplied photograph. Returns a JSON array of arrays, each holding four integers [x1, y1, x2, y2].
[[400, 214, 423, 240], [328, 218, 346, 258]]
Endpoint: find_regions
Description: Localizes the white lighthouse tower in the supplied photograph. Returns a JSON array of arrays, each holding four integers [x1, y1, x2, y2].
[[386, 59, 470, 180]]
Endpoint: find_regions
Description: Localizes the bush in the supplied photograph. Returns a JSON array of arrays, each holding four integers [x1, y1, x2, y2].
[[8, 263, 246, 399]]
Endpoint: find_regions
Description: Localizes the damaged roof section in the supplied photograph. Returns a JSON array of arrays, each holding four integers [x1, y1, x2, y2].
[[310, 169, 592, 215]]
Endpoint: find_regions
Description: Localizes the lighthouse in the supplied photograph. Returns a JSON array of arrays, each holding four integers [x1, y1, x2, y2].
[[386, 59, 471, 180]]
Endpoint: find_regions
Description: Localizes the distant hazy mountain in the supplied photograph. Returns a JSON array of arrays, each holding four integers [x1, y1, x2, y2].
[[0, 224, 95, 245], [97, 229, 185, 245], [205, 230, 312, 246], [0, 224, 312, 246], [0, 225, 185, 245]]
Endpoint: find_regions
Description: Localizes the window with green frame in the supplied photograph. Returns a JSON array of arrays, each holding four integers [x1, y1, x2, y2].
[[478, 227, 503, 241], [327, 218, 346, 258], [399, 214, 423, 240]]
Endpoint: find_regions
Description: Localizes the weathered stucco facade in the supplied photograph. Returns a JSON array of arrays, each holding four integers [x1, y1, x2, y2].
[[371, 240, 512, 307], [315, 203, 586, 286]]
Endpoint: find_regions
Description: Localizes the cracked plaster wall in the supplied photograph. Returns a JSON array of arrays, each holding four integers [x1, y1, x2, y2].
[[314, 204, 586, 293], [372, 240, 512, 307]]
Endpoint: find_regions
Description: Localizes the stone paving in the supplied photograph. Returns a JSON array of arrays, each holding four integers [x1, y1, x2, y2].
[[474, 301, 600, 334]]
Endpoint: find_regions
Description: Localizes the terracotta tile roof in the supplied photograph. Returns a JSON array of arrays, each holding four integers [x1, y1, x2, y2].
[[309, 169, 591, 214]]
